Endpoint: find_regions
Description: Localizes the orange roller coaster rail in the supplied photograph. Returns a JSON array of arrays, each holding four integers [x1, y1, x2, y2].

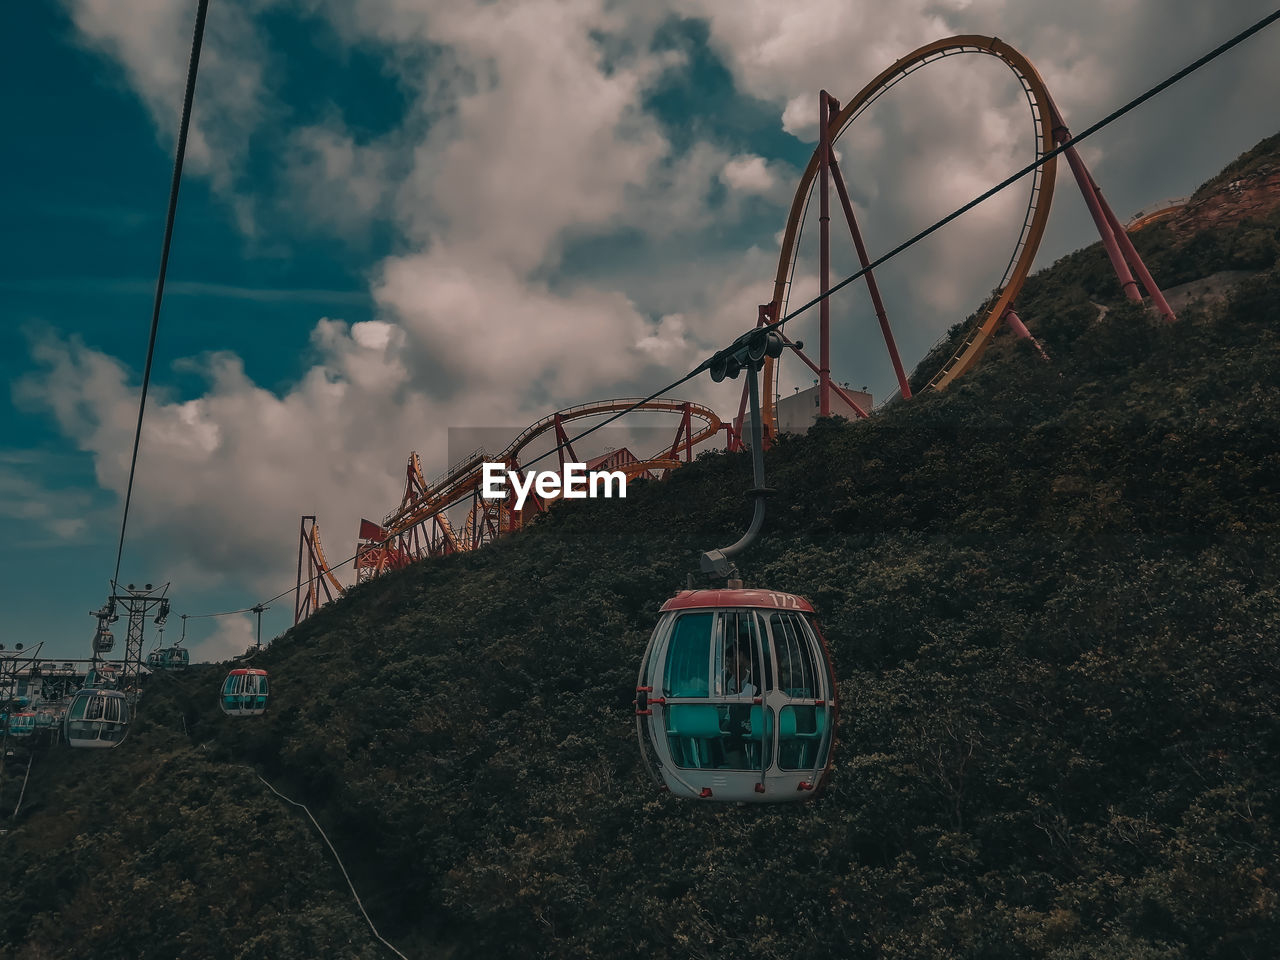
[[741, 34, 1175, 444], [294, 398, 724, 610]]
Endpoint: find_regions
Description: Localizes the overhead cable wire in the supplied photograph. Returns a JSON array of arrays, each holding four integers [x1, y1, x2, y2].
[[256, 774, 412, 960], [182, 606, 259, 620], [180, 7, 1280, 623], [111, 0, 211, 587]]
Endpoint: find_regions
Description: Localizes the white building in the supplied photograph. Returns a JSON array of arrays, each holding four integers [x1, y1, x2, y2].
[[776, 383, 874, 434]]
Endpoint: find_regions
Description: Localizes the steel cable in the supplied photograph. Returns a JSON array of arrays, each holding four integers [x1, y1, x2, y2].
[[111, 0, 210, 587]]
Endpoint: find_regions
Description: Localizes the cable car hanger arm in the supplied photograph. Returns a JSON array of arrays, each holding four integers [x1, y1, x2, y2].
[[700, 330, 784, 578]]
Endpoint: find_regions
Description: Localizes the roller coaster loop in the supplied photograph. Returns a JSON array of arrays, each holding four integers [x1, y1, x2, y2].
[[750, 34, 1177, 444]]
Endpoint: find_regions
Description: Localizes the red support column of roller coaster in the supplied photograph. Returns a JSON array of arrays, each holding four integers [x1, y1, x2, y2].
[[1004, 308, 1051, 362], [295, 515, 343, 624], [777, 329, 870, 417], [818, 90, 834, 418], [767, 89, 908, 429], [723, 420, 741, 453], [666, 403, 695, 464], [1049, 100, 1176, 322], [1095, 182, 1177, 322], [553, 414, 579, 469], [828, 157, 911, 400]]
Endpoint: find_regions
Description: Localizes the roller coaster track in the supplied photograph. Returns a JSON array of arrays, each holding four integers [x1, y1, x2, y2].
[[1126, 197, 1189, 232], [294, 516, 344, 624], [340, 398, 722, 587], [762, 36, 1059, 434], [759, 34, 1174, 438]]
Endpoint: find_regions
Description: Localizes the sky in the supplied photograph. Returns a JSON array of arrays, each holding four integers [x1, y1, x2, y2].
[[3, 0, 1278, 663]]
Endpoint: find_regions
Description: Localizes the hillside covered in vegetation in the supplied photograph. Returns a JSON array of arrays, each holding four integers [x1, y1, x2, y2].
[[2, 137, 1279, 960]]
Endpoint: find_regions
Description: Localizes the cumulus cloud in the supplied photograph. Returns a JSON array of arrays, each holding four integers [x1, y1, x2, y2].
[[16, 327, 406, 594], [30, 0, 748, 614], [283, 124, 402, 235], [0, 465, 94, 542], [678, 0, 1280, 225], [189, 613, 257, 663], [636, 313, 693, 365], [720, 154, 778, 195]]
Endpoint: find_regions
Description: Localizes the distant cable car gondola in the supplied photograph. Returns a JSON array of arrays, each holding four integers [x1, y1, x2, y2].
[[93, 625, 114, 653], [147, 647, 190, 671], [84, 664, 119, 690], [635, 328, 838, 802], [220, 668, 269, 717], [64, 689, 130, 748], [7, 713, 38, 738]]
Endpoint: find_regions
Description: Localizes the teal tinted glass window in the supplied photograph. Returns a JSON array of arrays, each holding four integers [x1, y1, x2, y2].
[[663, 613, 713, 698], [777, 705, 829, 770], [770, 613, 817, 698], [665, 702, 768, 772], [717, 611, 768, 696]]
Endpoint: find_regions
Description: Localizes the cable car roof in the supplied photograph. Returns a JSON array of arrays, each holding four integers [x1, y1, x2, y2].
[[226, 667, 268, 676], [660, 589, 815, 613]]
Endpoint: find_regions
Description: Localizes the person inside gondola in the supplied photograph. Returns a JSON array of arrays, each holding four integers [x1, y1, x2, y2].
[[722, 640, 758, 768], [724, 640, 757, 698]]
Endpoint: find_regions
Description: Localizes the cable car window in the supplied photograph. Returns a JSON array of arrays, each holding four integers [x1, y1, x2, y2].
[[639, 620, 664, 691], [68, 697, 88, 721], [715, 611, 770, 696], [777, 704, 829, 770], [770, 613, 817, 698], [663, 613, 713, 698], [665, 704, 768, 772]]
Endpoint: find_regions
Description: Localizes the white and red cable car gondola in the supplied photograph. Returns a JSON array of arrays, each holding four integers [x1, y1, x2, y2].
[[64, 689, 130, 748], [636, 328, 838, 802], [636, 588, 836, 802], [220, 667, 269, 717], [7, 712, 38, 738]]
